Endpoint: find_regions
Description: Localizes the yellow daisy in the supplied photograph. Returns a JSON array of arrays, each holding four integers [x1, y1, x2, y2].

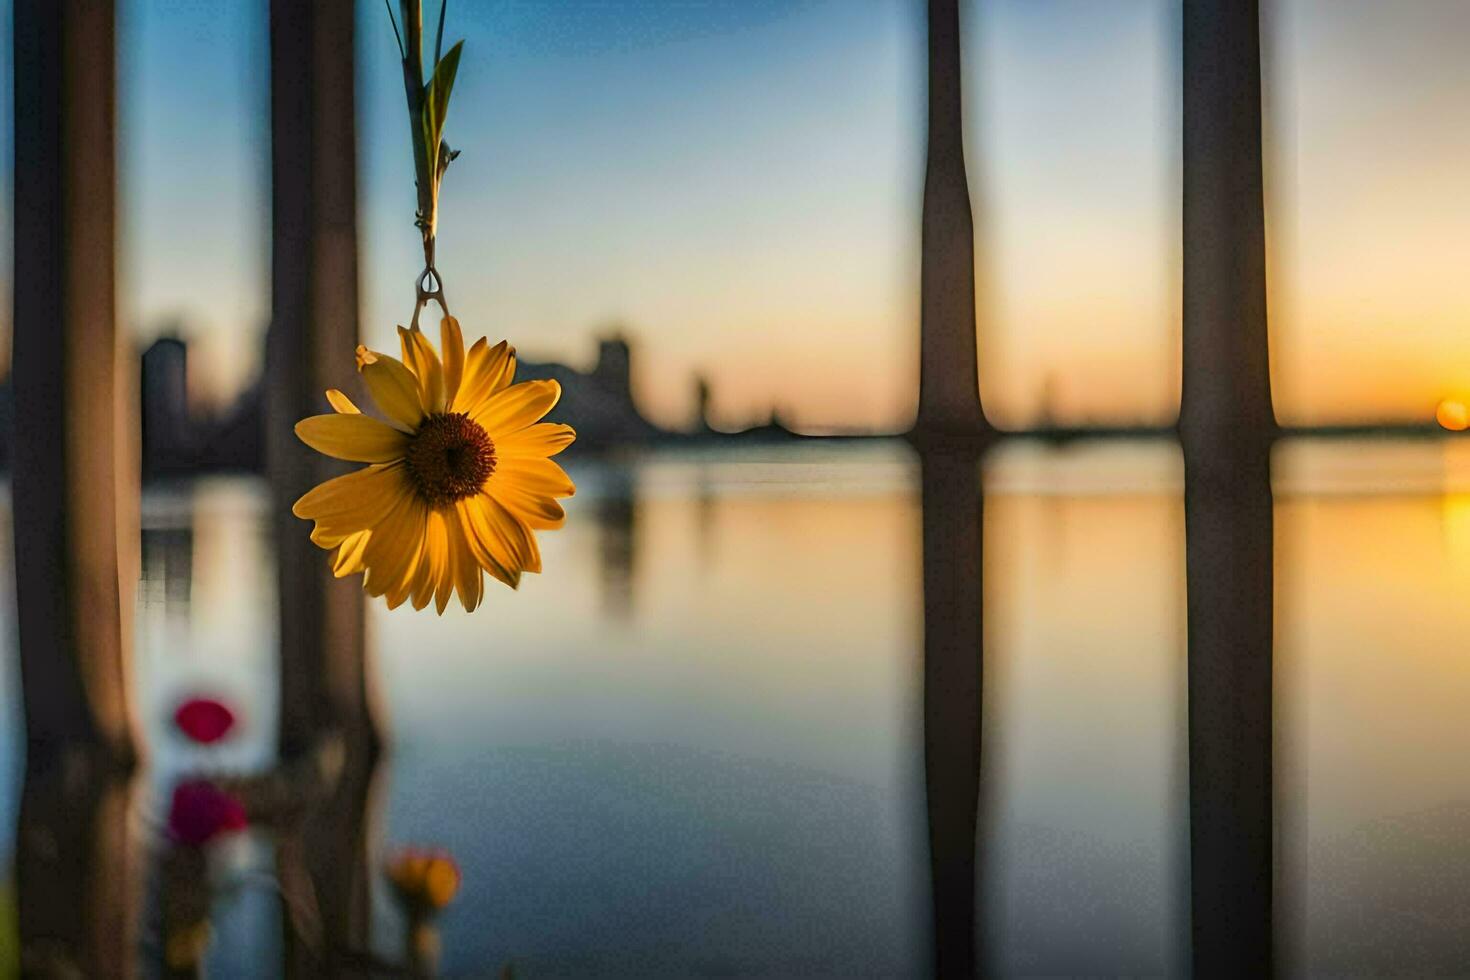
[[292, 317, 575, 613]]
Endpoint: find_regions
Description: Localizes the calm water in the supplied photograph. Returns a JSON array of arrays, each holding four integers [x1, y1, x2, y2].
[[4, 437, 1470, 975]]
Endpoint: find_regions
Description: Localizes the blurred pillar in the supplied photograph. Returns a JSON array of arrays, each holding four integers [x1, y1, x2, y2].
[[267, 0, 378, 757], [1181, 1, 1275, 974], [12, 0, 138, 764], [15, 761, 139, 977], [1180, 0, 1275, 473], [918, 0, 989, 437], [914, 2, 992, 977]]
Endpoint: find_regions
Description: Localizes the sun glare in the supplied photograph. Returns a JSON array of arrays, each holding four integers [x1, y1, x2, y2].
[[1436, 398, 1469, 431]]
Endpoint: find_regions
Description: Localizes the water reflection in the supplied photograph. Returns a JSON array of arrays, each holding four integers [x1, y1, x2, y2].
[[916, 441, 985, 979], [981, 440, 1187, 976], [374, 446, 926, 976], [1183, 455, 1274, 975], [4, 440, 1470, 973], [594, 462, 639, 621], [142, 525, 193, 618], [272, 742, 379, 976], [1276, 438, 1470, 976]]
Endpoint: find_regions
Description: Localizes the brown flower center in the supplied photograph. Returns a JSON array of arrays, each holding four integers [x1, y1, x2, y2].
[[405, 412, 495, 507]]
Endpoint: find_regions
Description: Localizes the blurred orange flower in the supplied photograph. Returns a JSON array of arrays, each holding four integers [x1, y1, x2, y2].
[[386, 847, 462, 913]]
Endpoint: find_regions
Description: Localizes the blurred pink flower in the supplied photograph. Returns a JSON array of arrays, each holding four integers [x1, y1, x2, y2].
[[174, 697, 237, 744], [168, 779, 247, 846]]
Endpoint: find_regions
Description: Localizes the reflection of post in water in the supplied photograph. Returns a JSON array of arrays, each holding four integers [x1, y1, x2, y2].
[[1182, 469, 1273, 974], [597, 463, 639, 620], [695, 466, 717, 577], [1181, 0, 1277, 974], [914, 1, 994, 977], [275, 741, 382, 977], [142, 525, 195, 615], [917, 445, 986, 980], [15, 763, 139, 977], [143, 740, 383, 975], [266, 0, 378, 755]]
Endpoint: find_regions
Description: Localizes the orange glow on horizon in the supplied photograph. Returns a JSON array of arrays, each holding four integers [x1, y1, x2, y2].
[[1436, 399, 1468, 432]]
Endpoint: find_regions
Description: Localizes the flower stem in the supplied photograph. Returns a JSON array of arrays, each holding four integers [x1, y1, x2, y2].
[[434, 0, 448, 71], [397, 1, 437, 275]]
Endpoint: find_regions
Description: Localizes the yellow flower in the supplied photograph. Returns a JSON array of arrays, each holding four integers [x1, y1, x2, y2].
[[292, 318, 575, 613]]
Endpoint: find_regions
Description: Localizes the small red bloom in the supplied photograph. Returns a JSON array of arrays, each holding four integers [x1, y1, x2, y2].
[[174, 697, 236, 744], [168, 780, 247, 846]]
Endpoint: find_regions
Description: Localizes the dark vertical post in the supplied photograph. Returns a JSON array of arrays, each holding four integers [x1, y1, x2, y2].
[[268, 0, 377, 757], [1181, 1, 1276, 974], [1181, 0, 1274, 468], [12, 0, 137, 763], [919, 0, 988, 436], [914, 2, 992, 977]]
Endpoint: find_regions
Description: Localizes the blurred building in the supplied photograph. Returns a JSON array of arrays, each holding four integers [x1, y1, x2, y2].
[[515, 334, 798, 445], [134, 330, 677, 474], [141, 334, 263, 474], [516, 335, 665, 445], [693, 374, 713, 434], [58, 328, 804, 478], [141, 335, 194, 470], [197, 380, 265, 473]]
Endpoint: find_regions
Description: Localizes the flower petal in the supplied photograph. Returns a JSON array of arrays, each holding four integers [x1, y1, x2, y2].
[[357, 346, 425, 430], [295, 414, 409, 463], [431, 511, 457, 615], [495, 422, 576, 459], [399, 326, 446, 414], [491, 483, 567, 530], [294, 462, 410, 546], [456, 497, 522, 589], [453, 339, 516, 414], [362, 493, 428, 609], [440, 316, 465, 411], [333, 530, 370, 577], [406, 544, 433, 611], [480, 493, 542, 574], [409, 509, 450, 612], [472, 379, 561, 435], [325, 389, 361, 414], [447, 517, 484, 612], [494, 457, 575, 498]]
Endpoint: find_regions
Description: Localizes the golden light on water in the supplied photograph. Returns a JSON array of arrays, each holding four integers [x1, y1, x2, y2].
[[1436, 399, 1469, 431]]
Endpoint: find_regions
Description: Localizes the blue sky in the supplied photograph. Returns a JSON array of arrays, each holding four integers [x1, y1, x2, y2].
[[93, 1, 1470, 427], [357, 0, 925, 429]]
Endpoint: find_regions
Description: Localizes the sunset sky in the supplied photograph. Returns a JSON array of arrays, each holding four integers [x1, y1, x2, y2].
[[107, 0, 1470, 430]]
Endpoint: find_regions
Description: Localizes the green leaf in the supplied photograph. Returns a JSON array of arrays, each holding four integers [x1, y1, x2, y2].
[[421, 39, 464, 181]]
